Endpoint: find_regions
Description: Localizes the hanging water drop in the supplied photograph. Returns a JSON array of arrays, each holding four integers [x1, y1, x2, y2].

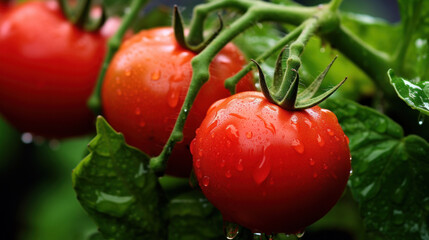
[[225, 169, 232, 178], [167, 87, 180, 108], [202, 176, 210, 187], [327, 128, 334, 136], [317, 134, 325, 147], [21, 132, 33, 144], [223, 221, 240, 240], [418, 112, 425, 125], [195, 159, 201, 169], [226, 124, 239, 140], [309, 158, 315, 166], [253, 150, 271, 185], [296, 230, 305, 238], [135, 107, 141, 115], [246, 131, 253, 139]]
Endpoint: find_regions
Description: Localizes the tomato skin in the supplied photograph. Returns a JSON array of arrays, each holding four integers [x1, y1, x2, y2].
[[102, 27, 255, 177], [0, 1, 110, 138], [192, 91, 351, 233]]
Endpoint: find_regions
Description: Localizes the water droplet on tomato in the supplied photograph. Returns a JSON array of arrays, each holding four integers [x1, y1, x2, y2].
[[229, 113, 246, 119], [195, 159, 201, 169], [349, 169, 353, 176], [151, 70, 161, 80], [207, 120, 218, 133], [135, 107, 141, 115], [291, 139, 305, 154], [317, 134, 325, 147], [223, 221, 239, 239], [190, 139, 196, 155], [246, 131, 253, 139], [309, 158, 315, 166], [220, 159, 226, 168], [304, 117, 312, 128], [167, 87, 180, 108], [345, 135, 350, 144], [323, 163, 328, 170], [139, 121, 146, 127], [202, 176, 210, 187], [418, 112, 425, 125], [327, 128, 334, 136], [125, 69, 131, 77], [218, 54, 231, 64], [334, 136, 340, 141], [198, 149, 203, 157], [257, 114, 276, 134], [290, 115, 298, 125], [253, 148, 271, 185], [226, 124, 239, 140], [225, 169, 232, 178], [236, 159, 244, 171]]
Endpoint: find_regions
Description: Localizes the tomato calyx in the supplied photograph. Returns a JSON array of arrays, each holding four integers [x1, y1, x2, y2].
[[57, 0, 106, 31], [173, 5, 223, 53], [253, 48, 347, 111]]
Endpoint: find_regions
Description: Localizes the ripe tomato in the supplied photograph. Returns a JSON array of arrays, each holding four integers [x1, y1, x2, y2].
[[191, 91, 351, 233], [0, 1, 113, 138], [102, 27, 255, 177]]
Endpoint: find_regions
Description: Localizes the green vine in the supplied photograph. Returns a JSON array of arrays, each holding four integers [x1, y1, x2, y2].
[[87, 0, 149, 115]]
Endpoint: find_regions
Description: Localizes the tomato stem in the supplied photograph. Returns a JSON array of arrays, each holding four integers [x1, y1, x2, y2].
[[87, 0, 149, 115], [57, 0, 106, 31]]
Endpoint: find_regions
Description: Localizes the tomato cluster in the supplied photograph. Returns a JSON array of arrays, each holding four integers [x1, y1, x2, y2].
[[191, 91, 351, 233], [0, 1, 115, 138], [102, 27, 255, 177]]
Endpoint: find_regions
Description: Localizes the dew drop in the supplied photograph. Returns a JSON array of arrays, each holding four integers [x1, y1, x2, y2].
[[304, 117, 312, 128], [253, 149, 271, 185], [167, 87, 180, 108], [226, 124, 239, 139], [223, 221, 240, 240], [296, 230, 305, 238], [125, 69, 131, 77], [291, 139, 305, 154], [236, 159, 244, 171], [195, 159, 201, 169], [225, 169, 232, 178], [350, 169, 353, 176], [220, 159, 226, 168], [290, 115, 298, 125], [21, 132, 33, 144], [257, 114, 276, 134], [418, 112, 425, 125], [345, 135, 350, 144], [309, 158, 315, 166], [327, 128, 334, 136], [151, 69, 161, 80], [198, 149, 203, 157], [323, 163, 328, 170], [135, 107, 141, 115], [246, 131, 253, 139], [202, 176, 210, 187], [334, 136, 340, 141], [229, 113, 246, 119], [317, 134, 325, 147]]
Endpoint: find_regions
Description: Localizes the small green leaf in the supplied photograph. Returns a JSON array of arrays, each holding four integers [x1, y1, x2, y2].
[[167, 191, 224, 240], [323, 99, 429, 240], [72, 116, 166, 239], [388, 69, 429, 116]]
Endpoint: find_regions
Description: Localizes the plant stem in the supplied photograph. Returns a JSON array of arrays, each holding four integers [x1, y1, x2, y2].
[[275, 17, 319, 100], [324, 25, 394, 97], [224, 24, 305, 94], [329, 0, 343, 11], [87, 0, 148, 115]]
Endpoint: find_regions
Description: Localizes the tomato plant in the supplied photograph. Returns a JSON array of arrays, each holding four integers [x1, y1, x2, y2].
[[0, 1, 111, 138], [2, 0, 429, 240], [101, 27, 254, 177]]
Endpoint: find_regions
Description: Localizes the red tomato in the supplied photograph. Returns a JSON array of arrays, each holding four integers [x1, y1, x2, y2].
[[0, 1, 112, 138], [191, 91, 351, 233], [102, 27, 255, 177]]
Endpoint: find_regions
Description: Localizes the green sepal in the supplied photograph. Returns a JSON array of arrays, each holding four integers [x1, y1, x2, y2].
[[273, 47, 289, 88], [279, 69, 300, 110], [251, 59, 276, 104], [173, 5, 223, 53], [57, 0, 106, 32], [295, 76, 347, 109], [299, 56, 338, 100]]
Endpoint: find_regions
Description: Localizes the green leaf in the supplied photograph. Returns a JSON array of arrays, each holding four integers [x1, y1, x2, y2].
[[102, 0, 133, 17], [72, 116, 166, 239], [167, 191, 224, 240], [323, 99, 429, 240], [388, 69, 429, 116]]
